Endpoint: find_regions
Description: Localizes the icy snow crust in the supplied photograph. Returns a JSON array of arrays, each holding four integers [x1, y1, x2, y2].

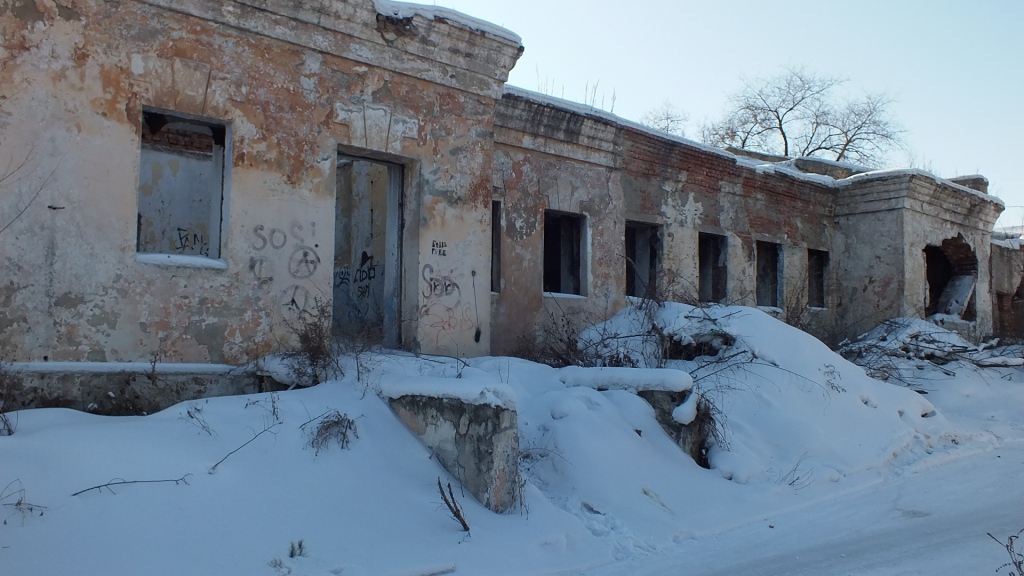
[[3, 306, 1023, 575]]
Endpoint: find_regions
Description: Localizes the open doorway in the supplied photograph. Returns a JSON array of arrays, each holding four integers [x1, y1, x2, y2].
[[333, 154, 403, 347], [923, 234, 977, 320]]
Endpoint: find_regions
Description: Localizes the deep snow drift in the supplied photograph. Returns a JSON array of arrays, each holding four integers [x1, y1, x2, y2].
[[1, 305, 1021, 576]]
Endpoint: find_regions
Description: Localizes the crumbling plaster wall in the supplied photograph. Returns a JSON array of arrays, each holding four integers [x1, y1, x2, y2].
[[490, 95, 623, 354], [990, 243, 1024, 339], [900, 177, 1001, 340], [491, 92, 838, 354], [620, 133, 838, 317], [0, 0, 522, 366], [833, 177, 909, 340], [835, 174, 1002, 341]]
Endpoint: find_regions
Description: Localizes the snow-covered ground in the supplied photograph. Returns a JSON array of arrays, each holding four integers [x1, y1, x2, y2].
[[1, 305, 1022, 575]]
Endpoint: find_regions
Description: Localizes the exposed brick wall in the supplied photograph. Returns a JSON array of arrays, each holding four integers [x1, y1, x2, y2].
[[141, 122, 216, 155], [620, 127, 834, 244]]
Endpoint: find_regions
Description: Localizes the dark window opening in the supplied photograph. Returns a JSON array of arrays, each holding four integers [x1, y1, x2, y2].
[[625, 221, 660, 298], [491, 200, 502, 293], [756, 241, 782, 307], [699, 233, 728, 303], [807, 249, 829, 308], [137, 109, 227, 258], [543, 211, 584, 295], [924, 235, 978, 320]]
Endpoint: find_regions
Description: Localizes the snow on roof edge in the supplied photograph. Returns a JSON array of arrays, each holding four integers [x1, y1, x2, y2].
[[502, 86, 1004, 208], [503, 84, 739, 163], [374, 0, 522, 44], [950, 174, 989, 183], [835, 168, 1004, 207]]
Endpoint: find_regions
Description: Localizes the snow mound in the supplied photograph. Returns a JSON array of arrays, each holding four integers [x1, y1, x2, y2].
[[582, 303, 954, 484]]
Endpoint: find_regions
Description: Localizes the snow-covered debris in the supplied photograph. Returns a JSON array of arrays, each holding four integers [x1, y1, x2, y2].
[[671, 392, 699, 425], [839, 317, 1023, 370], [559, 366, 692, 393], [842, 317, 976, 362]]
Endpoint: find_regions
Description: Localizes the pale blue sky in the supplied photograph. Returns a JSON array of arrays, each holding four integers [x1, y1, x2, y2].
[[438, 0, 1024, 227]]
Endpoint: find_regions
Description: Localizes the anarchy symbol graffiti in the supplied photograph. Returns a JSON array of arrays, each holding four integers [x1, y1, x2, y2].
[[288, 245, 320, 279]]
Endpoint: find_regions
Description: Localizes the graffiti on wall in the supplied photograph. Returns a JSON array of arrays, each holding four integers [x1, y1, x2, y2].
[[175, 227, 210, 256], [249, 221, 321, 315], [419, 264, 481, 347], [421, 264, 459, 299]]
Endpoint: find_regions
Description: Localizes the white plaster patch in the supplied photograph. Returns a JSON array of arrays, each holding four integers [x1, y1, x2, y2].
[[679, 192, 703, 228], [130, 53, 145, 75]]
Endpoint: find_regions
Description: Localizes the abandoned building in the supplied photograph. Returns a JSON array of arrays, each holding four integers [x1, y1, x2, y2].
[[1, 0, 1019, 410]]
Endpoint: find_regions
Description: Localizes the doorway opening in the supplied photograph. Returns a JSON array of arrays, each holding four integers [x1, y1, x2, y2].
[[333, 154, 403, 347]]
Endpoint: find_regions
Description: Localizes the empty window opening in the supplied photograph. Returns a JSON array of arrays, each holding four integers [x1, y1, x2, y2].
[[543, 211, 584, 295], [491, 200, 502, 293], [756, 241, 783, 307], [924, 235, 978, 320], [807, 249, 829, 308], [334, 154, 403, 346], [625, 221, 661, 298], [699, 233, 728, 303], [137, 110, 227, 258]]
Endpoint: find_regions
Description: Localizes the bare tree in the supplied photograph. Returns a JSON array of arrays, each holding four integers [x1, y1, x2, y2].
[[701, 68, 904, 166], [639, 100, 689, 137]]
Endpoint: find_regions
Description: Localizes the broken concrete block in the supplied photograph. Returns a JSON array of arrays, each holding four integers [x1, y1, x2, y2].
[[381, 376, 520, 513]]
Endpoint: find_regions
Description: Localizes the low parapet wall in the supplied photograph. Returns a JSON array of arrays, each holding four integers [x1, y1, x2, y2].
[[3, 362, 271, 415]]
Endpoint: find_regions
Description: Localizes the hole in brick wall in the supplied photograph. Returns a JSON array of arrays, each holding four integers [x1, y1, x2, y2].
[[924, 234, 977, 320]]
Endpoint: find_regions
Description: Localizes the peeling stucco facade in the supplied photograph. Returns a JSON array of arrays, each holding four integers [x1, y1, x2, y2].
[[490, 89, 1002, 352], [0, 0, 1009, 401], [1, 0, 522, 366]]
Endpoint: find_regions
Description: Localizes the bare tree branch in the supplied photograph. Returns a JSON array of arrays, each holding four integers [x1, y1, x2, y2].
[[701, 67, 904, 166], [639, 100, 689, 137], [71, 475, 192, 497]]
